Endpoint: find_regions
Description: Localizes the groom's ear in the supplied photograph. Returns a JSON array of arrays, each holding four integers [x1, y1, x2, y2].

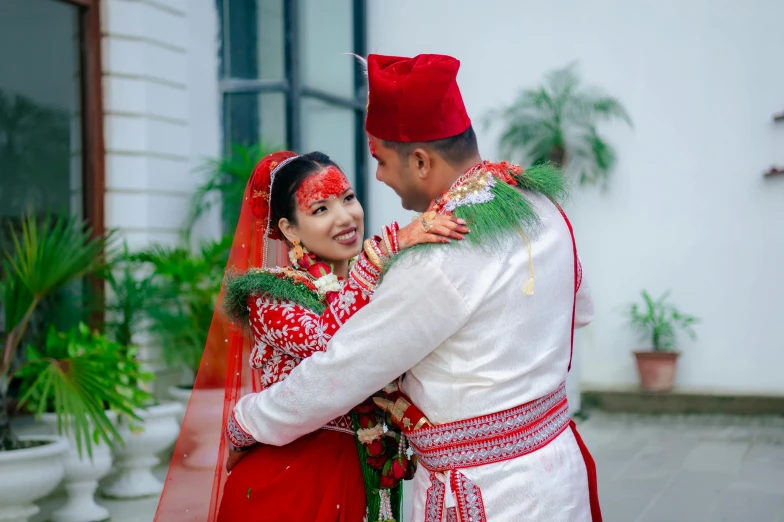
[[411, 148, 433, 179]]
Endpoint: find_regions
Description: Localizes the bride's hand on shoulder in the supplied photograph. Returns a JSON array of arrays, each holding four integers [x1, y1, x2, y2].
[[397, 201, 470, 250]]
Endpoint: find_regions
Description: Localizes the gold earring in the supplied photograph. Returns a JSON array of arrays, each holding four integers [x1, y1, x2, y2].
[[291, 238, 304, 260]]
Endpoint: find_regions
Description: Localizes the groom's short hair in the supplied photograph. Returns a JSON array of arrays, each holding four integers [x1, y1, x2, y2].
[[382, 125, 479, 167]]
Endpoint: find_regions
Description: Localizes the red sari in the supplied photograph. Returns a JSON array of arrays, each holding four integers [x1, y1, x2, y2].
[[219, 264, 379, 520], [217, 430, 365, 521], [155, 152, 381, 521]]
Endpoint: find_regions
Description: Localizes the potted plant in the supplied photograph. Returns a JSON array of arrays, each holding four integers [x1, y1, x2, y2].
[[134, 237, 230, 391], [626, 290, 700, 392], [485, 63, 632, 187], [0, 213, 148, 522], [98, 246, 186, 499], [187, 141, 277, 234], [131, 238, 230, 469], [16, 324, 151, 522]]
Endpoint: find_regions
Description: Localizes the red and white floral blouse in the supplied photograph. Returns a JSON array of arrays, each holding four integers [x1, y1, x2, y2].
[[227, 259, 379, 449]]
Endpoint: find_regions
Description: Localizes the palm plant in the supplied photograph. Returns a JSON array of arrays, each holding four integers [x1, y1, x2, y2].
[[486, 63, 632, 187], [0, 214, 148, 455], [187, 142, 278, 235], [133, 237, 231, 381], [15, 324, 152, 458], [626, 290, 699, 352], [102, 243, 155, 350]]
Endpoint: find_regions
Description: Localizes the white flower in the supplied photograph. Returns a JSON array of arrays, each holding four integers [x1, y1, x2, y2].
[[314, 273, 341, 296], [357, 424, 384, 444]]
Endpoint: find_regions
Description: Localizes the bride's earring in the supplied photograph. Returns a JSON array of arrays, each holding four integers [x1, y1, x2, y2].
[[291, 238, 304, 260]]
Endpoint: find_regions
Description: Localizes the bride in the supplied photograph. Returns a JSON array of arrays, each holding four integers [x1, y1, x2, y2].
[[154, 150, 467, 521]]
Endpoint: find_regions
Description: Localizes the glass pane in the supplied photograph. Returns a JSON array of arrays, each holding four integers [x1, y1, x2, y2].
[[299, 0, 354, 97], [301, 97, 357, 188], [0, 0, 84, 338], [220, 0, 285, 80], [0, 0, 82, 228], [223, 91, 287, 150]]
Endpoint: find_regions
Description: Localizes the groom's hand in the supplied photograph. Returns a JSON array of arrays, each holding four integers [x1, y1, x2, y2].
[[398, 201, 469, 249], [226, 447, 251, 473]]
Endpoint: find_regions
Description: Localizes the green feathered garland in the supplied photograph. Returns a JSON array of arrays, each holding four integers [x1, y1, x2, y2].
[[386, 162, 568, 269], [223, 268, 326, 324], [222, 267, 406, 521]]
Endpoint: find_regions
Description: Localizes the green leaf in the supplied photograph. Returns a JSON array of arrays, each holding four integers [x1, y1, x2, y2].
[[2, 213, 115, 373], [16, 323, 152, 458], [486, 62, 631, 187], [186, 141, 281, 236], [623, 290, 700, 351]]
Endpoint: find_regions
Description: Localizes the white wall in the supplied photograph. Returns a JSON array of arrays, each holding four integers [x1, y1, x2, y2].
[[368, 0, 784, 394], [102, 0, 221, 374], [102, 0, 222, 252]]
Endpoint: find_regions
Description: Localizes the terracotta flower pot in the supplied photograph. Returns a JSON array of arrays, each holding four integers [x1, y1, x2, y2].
[[633, 351, 680, 392]]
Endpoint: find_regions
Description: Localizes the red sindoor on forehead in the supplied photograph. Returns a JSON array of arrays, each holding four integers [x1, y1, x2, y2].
[[296, 166, 351, 212]]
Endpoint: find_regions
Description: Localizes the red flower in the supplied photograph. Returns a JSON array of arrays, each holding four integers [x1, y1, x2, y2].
[[353, 403, 375, 415], [379, 473, 397, 488], [366, 455, 387, 470], [306, 262, 331, 279], [358, 414, 375, 429], [392, 459, 408, 480], [366, 439, 385, 457]]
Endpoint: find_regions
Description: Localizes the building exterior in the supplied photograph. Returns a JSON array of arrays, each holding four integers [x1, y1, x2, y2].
[[2, 0, 783, 398]]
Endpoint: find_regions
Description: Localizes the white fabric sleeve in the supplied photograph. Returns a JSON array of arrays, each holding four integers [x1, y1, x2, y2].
[[232, 257, 472, 446], [574, 257, 594, 329]]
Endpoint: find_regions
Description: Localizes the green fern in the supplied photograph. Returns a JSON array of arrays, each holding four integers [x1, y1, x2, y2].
[[486, 63, 631, 188], [626, 290, 700, 352], [16, 324, 152, 459], [129, 237, 231, 375], [187, 141, 281, 234], [1, 213, 115, 451]]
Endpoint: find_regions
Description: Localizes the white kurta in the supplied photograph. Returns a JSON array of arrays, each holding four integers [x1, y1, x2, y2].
[[234, 192, 595, 521]]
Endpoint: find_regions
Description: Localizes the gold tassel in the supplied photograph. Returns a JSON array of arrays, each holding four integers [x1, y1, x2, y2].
[[525, 276, 535, 295]]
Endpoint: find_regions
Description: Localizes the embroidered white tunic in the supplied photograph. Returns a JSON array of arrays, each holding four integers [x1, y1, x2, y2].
[[234, 193, 595, 521]]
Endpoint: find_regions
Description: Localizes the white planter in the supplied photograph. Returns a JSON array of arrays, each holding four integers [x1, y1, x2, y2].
[[100, 402, 182, 499], [39, 413, 114, 522], [0, 435, 68, 522], [168, 388, 224, 470], [167, 385, 192, 424]]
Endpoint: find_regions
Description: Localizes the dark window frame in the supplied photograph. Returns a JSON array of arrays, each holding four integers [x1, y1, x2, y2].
[[54, 0, 106, 236], [217, 0, 368, 215], [56, 0, 106, 325]]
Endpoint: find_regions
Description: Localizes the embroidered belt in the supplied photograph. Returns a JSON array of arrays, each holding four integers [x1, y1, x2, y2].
[[407, 382, 570, 522], [322, 414, 353, 435]]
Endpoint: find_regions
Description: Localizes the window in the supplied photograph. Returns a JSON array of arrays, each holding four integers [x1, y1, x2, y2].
[[0, 0, 105, 239], [0, 0, 105, 332], [218, 0, 368, 211]]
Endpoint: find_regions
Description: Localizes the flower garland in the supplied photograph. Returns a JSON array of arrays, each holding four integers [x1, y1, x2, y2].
[[351, 382, 416, 522], [288, 249, 343, 298], [286, 249, 414, 520]]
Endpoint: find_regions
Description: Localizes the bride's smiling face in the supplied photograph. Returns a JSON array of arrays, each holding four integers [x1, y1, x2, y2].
[[278, 166, 365, 264]]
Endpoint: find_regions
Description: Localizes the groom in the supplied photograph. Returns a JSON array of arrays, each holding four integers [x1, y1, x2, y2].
[[230, 54, 601, 521]]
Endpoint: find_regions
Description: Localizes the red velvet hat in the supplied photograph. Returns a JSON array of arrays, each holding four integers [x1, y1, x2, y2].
[[365, 54, 472, 143]]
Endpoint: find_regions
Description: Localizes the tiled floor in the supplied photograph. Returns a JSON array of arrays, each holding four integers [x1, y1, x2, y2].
[[31, 412, 784, 521]]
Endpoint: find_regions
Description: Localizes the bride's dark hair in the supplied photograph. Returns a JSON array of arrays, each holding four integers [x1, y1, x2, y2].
[[269, 152, 341, 229]]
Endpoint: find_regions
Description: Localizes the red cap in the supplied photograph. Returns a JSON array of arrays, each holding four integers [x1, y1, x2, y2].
[[365, 54, 472, 143]]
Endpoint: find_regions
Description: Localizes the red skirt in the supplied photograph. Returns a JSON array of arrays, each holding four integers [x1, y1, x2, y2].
[[217, 429, 366, 522]]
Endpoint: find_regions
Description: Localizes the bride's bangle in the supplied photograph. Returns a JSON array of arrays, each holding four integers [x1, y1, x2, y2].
[[382, 225, 394, 256], [391, 221, 400, 254], [364, 239, 385, 269]]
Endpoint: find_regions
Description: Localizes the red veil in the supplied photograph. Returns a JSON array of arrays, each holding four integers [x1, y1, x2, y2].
[[154, 151, 297, 521]]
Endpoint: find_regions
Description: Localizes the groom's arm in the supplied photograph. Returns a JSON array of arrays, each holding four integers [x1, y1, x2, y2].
[[232, 257, 471, 446]]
